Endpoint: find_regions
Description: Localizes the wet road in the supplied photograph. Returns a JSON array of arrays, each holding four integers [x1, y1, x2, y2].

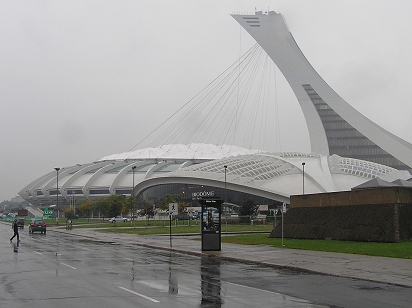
[[1, 223, 411, 307]]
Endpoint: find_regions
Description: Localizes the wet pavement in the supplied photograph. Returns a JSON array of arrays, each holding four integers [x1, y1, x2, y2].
[[50, 227, 412, 288]]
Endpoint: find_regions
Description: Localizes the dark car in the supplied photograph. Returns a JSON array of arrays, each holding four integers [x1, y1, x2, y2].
[[17, 218, 25, 229], [29, 220, 47, 234]]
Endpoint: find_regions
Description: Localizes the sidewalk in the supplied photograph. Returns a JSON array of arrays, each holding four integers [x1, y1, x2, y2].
[[51, 227, 412, 288]]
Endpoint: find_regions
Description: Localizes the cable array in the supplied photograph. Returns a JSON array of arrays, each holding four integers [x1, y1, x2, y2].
[[128, 44, 280, 153]]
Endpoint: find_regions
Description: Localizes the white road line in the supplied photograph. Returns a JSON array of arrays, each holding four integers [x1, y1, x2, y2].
[[61, 262, 76, 270], [137, 280, 198, 296], [118, 286, 159, 303], [225, 281, 282, 295], [33, 251, 42, 255], [125, 258, 134, 261]]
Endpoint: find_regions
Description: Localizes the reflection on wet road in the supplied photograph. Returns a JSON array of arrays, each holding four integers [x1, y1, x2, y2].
[[1, 224, 411, 307]]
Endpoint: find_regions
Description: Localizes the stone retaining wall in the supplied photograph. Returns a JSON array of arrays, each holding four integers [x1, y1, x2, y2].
[[269, 187, 412, 242]]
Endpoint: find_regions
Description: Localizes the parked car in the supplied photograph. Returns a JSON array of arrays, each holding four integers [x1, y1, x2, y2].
[[29, 220, 47, 234], [17, 218, 25, 229], [108, 216, 129, 223]]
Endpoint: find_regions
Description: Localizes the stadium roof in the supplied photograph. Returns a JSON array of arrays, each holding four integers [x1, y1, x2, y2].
[[100, 143, 260, 161], [19, 144, 411, 206]]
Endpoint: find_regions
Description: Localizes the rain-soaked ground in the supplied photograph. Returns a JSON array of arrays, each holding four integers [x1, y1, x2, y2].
[[1, 223, 411, 308]]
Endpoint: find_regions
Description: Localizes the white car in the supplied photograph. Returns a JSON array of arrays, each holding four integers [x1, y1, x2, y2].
[[108, 216, 129, 223]]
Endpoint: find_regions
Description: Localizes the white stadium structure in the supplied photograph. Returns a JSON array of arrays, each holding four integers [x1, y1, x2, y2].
[[19, 11, 412, 209], [18, 143, 411, 207]]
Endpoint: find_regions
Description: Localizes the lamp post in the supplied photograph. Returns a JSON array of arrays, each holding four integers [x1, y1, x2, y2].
[[132, 166, 136, 224], [301, 162, 305, 195], [224, 165, 227, 205], [224, 165, 227, 232], [54, 167, 60, 225]]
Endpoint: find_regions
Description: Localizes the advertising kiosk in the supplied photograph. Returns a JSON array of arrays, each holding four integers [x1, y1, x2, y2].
[[200, 198, 222, 251]]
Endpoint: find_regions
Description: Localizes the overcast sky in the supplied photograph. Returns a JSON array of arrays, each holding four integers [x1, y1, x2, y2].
[[1, 0, 412, 202]]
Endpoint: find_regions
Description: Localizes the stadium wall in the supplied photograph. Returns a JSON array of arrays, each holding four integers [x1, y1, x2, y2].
[[269, 187, 412, 242]]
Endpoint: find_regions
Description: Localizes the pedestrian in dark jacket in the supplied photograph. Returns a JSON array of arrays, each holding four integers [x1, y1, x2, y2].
[[10, 219, 20, 243]]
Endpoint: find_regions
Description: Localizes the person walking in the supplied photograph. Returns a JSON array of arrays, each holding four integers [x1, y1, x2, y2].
[[10, 219, 20, 243]]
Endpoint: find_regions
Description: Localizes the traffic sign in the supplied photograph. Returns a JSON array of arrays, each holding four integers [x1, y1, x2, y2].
[[169, 203, 178, 216]]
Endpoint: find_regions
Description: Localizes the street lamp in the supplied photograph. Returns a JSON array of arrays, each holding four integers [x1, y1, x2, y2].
[[54, 167, 60, 225], [301, 162, 305, 195], [224, 165, 227, 205], [132, 166, 136, 220], [224, 165, 228, 232]]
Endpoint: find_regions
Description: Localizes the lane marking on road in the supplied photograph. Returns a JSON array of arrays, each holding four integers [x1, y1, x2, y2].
[[137, 280, 197, 296], [225, 281, 282, 295], [61, 262, 76, 270], [125, 258, 134, 261], [118, 286, 159, 303], [33, 251, 42, 255]]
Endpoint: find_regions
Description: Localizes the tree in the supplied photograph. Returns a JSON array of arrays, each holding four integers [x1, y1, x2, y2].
[[79, 201, 95, 221], [95, 198, 110, 219], [125, 196, 133, 216], [146, 196, 159, 208], [140, 199, 154, 217], [106, 194, 127, 218], [239, 197, 259, 223], [178, 201, 189, 214], [63, 207, 76, 220]]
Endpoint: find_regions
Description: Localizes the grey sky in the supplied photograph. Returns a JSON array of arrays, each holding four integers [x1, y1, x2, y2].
[[1, 0, 412, 202]]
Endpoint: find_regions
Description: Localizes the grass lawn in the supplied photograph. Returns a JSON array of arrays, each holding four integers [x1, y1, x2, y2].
[[68, 219, 273, 233], [100, 228, 412, 259], [101, 225, 200, 235], [98, 224, 272, 235], [221, 233, 412, 259]]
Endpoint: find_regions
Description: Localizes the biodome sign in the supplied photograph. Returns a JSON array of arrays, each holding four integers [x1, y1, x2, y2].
[[192, 191, 215, 200]]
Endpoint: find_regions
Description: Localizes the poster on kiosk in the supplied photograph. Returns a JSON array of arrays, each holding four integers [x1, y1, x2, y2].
[[200, 199, 222, 251]]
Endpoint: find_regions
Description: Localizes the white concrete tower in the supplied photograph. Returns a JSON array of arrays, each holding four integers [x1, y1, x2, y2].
[[232, 11, 412, 171]]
